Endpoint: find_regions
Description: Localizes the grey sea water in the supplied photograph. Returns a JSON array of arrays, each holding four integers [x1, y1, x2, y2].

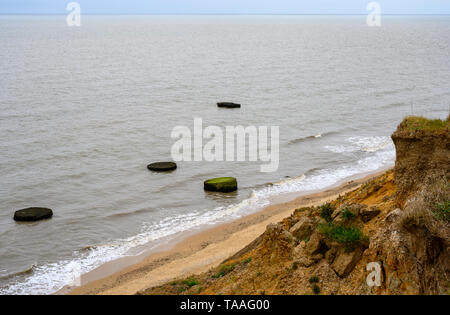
[[0, 15, 449, 294]]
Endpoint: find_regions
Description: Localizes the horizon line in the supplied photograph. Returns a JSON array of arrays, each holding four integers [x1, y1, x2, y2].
[[1, 13, 450, 16]]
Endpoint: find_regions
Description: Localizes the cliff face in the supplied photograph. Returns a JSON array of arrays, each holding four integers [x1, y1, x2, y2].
[[142, 116, 449, 295], [392, 116, 450, 208], [371, 116, 450, 294]]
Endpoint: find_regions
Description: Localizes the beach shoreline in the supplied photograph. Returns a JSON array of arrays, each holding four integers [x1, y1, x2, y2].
[[64, 167, 391, 295]]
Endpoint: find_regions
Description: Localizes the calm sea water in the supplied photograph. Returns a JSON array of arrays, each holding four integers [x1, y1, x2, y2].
[[0, 15, 449, 294]]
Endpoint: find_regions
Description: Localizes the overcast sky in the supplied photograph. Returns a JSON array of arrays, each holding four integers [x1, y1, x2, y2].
[[1, 0, 450, 15]]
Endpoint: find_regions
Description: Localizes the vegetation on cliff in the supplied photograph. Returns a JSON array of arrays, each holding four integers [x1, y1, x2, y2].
[[399, 115, 449, 133]]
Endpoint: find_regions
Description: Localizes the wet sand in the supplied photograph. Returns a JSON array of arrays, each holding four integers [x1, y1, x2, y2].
[[66, 169, 389, 295]]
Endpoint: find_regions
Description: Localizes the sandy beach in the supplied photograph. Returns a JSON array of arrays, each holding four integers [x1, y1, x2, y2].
[[65, 169, 389, 295]]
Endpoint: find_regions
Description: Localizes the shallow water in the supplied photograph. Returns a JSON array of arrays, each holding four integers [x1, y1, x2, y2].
[[0, 15, 449, 294]]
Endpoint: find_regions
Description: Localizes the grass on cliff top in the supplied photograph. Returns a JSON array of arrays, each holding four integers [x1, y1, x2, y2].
[[401, 116, 449, 132]]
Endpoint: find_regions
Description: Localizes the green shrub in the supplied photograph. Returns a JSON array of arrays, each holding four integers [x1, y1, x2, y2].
[[319, 203, 334, 222], [312, 284, 321, 294], [318, 222, 367, 251], [309, 276, 319, 284], [242, 257, 252, 264], [341, 207, 356, 220], [212, 263, 236, 278], [181, 278, 199, 287], [292, 262, 299, 270], [433, 200, 450, 222]]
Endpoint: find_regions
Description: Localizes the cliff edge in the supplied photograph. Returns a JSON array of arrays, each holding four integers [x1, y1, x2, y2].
[[392, 116, 450, 208]]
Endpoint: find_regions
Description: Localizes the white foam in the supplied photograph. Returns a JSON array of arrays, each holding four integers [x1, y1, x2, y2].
[[273, 174, 306, 186], [325, 136, 394, 154]]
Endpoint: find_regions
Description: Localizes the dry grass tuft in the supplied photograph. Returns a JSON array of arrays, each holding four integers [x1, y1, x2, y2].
[[399, 177, 449, 230]]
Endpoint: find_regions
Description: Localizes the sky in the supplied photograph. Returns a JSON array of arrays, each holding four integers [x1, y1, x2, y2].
[[1, 0, 450, 15]]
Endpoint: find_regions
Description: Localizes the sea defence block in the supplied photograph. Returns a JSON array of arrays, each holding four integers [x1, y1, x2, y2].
[[217, 102, 241, 108], [14, 207, 53, 222], [204, 177, 238, 192], [147, 162, 177, 172]]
